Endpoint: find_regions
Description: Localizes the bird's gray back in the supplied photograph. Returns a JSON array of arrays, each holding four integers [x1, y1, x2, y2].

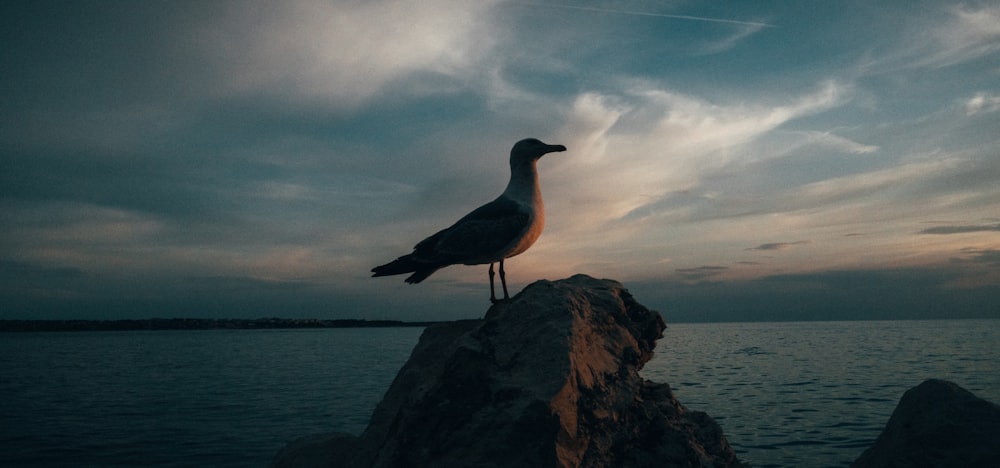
[[412, 195, 533, 265]]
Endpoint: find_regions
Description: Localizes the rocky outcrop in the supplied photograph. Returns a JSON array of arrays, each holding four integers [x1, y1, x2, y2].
[[852, 379, 1000, 468], [272, 274, 746, 468]]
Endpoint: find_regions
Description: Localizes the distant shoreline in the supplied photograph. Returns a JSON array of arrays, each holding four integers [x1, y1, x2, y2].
[[0, 318, 442, 332]]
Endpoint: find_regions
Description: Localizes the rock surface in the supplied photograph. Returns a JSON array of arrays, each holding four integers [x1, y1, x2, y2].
[[272, 274, 746, 468], [852, 378, 1000, 468]]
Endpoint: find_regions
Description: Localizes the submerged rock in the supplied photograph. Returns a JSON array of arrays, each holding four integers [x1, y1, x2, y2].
[[852, 378, 1000, 468], [272, 274, 746, 468]]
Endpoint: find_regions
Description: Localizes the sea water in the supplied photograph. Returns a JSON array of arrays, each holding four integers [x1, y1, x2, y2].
[[1, 319, 997, 467], [645, 320, 1000, 467], [0, 328, 423, 467]]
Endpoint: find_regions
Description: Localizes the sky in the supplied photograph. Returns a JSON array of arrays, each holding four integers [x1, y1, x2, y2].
[[2, 0, 998, 322]]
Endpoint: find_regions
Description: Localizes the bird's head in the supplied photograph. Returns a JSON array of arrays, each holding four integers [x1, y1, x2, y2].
[[510, 138, 567, 166]]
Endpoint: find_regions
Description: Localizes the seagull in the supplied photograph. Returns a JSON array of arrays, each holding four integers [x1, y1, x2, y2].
[[372, 138, 567, 303]]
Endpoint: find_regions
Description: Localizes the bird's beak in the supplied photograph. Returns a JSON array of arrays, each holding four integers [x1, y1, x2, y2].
[[545, 144, 567, 154]]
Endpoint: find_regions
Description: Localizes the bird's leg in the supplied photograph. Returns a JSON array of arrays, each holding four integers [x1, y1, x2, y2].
[[499, 259, 510, 301], [489, 262, 498, 304]]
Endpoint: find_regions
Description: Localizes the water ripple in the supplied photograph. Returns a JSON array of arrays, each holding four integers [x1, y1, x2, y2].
[[642, 319, 1000, 468]]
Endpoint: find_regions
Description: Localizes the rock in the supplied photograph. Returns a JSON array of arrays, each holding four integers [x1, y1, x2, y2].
[[272, 274, 746, 468], [852, 379, 1000, 468]]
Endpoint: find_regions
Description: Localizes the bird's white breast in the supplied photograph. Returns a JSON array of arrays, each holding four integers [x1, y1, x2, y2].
[[500, 159, 545, 258], [505, 214, 542, 258]]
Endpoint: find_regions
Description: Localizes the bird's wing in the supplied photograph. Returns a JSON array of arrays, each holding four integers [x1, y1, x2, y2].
[[412, 196, 530, 263]]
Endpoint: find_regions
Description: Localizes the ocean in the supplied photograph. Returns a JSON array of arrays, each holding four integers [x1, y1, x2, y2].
[[1, 319, 997, 467]]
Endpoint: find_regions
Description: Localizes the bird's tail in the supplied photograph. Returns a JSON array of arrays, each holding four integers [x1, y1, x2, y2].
[[371, 257, 439, 284]]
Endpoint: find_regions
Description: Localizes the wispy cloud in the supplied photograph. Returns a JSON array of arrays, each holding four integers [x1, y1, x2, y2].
[[919, 4, 1000, 68], [747, 241, 811, 251], [959, 248, 1000, 266], [884, 3, 1000, 70], [919, 223, 1000, 235], [798, 131, 879, 155], [511, 2, 775, 28], [547, 81, 847, 223], [698, 23, 769, 55], [964, 92, 1000, 116], [790, 157, 965, 207]]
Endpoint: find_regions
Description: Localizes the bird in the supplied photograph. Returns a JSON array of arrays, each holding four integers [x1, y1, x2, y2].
[[372, 138, 567, 303]]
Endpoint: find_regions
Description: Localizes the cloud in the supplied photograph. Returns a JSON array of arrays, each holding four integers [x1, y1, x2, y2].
[[511, 3, 774, 56], [3, 1, 999, 321], [611, 151, 973, 231], [787, 156, 965, 209], [181, 275, 313, 294], [630, 264, 1000, 322], [746, 241, 810, 251], [509, 2, 775, 28], [942, 248, 1000, 289], [548, 81, 847, 223], [0, 201, 163, 250], [697, 23, 769, 55], [0, 260, 84, 283], [960, 248, 1000, 266], [675, 265, 728, 282], [919, 4, 1000, 68], [500, 80, 854, 278], [919, 223, 1000, 235], [965, 92, 1000, 116], [189, 0, 501, 108], [797, 131, 879, 155], [888, 3, 1000, 70], [0, 260, 88, 302]]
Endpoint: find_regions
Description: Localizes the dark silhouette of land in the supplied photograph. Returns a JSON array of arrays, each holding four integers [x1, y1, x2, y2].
[[0, 318, 440, 332]]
